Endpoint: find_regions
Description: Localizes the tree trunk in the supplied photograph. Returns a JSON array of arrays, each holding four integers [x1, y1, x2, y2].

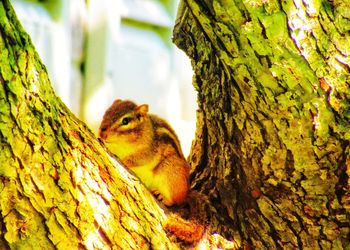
[[0, 1, 176, 249], [174, 0, 350, 249]]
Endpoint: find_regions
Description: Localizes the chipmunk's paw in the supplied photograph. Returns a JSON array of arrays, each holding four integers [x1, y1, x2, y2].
[[152, 190, 174, 206], [152, 190, 164, 201]]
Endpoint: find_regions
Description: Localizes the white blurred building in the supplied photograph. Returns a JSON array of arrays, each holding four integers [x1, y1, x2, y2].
[[13, 0, 196, 155]]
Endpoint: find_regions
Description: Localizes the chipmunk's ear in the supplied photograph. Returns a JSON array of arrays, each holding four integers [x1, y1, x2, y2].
[[136, 104, 149, 116], [112, 99, 122, 106]]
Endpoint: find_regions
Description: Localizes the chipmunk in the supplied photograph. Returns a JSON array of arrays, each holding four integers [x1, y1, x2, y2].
[[99, 99, 190, 206]]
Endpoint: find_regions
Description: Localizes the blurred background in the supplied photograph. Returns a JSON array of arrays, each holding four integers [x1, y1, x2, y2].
[[12, 0, 197, 155]]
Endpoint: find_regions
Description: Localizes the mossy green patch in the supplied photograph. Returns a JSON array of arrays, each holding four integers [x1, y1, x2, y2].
[[259, 12, 288, 41], [6, 75, 23, 98], [0, 49, 13, 81]]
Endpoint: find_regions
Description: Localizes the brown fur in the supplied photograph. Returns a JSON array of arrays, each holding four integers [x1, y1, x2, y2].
[[99, 99, 189, 206]]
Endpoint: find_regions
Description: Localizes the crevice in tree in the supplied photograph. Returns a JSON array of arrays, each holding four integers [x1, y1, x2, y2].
[[258, 19, 268, 40], [256, 207, 282, 249], [184, 1, 236, 64], [213, 26, 239, 59], [334, 146, 349, 204], [0, 212, 11, 249], [189, 117, 209, 186], [286, 214, 303, 249], [230, 78, 244, 102], [191, 0, 215, 21], [43, 221, 60, 249], [95, 220, 112, 246], [321, 1, 335, 20], [284, 149, 295, 176]]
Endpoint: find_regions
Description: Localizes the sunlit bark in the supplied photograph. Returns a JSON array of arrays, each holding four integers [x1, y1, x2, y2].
[[174, 0, 350, 249], [0, 1, 175, 249]]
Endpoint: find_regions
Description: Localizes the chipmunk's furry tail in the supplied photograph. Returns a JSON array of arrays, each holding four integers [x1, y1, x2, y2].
[[164, 213, 205, 243]]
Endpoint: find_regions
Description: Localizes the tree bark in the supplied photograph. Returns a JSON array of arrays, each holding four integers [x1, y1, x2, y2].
[[0, 1, 176, 249], [174, 0, 350, 249]]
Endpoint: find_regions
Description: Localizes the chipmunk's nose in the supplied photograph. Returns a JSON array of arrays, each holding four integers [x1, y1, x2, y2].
[[99, 125, 109, 139]]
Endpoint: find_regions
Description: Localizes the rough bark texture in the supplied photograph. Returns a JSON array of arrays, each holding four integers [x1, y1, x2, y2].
[[174, 0, 350, 249], [0, 1, 176, 249]]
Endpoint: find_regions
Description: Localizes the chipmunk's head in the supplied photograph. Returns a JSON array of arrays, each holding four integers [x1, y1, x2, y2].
[[99, 99, 150, 142]]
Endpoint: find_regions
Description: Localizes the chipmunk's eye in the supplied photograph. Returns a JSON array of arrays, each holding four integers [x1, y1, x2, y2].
[[121, 117, 130, 126]]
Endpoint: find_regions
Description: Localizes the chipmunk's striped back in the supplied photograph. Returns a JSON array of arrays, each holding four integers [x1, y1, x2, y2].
[[151, 115, 184, 159]]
